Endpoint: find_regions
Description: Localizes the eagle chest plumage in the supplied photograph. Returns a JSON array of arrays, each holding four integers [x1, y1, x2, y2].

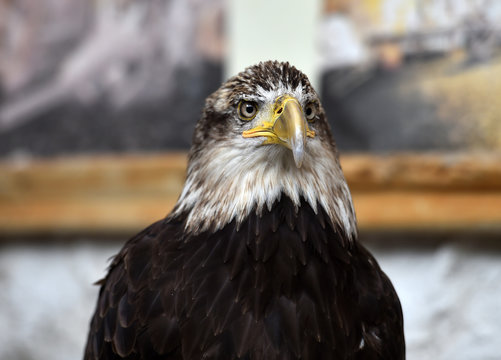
[[86, 197, 403, 359], [84, 61, 404, 359]]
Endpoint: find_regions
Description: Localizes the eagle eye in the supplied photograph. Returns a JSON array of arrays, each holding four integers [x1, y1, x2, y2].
[[238, 101, 258, 120], [304, 102, 316, 121]]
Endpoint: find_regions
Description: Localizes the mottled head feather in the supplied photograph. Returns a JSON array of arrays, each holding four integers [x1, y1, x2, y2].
[[171, 61, 357, 238]]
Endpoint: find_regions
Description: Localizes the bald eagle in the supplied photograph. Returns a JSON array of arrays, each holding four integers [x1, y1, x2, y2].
[[84, 61, 405, 359]]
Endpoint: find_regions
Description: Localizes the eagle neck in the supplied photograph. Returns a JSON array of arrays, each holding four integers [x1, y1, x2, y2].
[[171, 143, 358, 239]]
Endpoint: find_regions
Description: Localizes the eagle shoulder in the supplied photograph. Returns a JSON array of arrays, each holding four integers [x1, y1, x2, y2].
[[84, 219, 184, 359]]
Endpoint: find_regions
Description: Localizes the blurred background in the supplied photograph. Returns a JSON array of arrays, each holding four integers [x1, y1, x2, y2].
[[1, 0, 501, 359]]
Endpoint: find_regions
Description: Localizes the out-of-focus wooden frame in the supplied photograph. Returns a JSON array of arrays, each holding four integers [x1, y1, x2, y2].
[[1, 152, 500, 237]]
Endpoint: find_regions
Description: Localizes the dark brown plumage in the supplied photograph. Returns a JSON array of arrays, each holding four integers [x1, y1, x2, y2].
[[84, 61, 405, 359]]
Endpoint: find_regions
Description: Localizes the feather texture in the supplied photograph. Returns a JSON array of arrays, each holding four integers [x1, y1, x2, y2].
[[84, 197, 404, 359]]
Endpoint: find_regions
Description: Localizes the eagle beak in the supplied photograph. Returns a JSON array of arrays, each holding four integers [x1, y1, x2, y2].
[[242, 95, 315, 168]]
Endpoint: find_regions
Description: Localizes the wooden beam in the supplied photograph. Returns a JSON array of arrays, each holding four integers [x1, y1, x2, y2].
[[1, 152, 501, 236], [352, 191, 501, 231], [341, 153, 501, 191]]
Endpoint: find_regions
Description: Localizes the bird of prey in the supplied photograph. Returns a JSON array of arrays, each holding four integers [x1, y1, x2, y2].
[[84, 61, 405, 359]]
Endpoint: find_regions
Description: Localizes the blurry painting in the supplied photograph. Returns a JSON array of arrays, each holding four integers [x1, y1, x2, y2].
[[1, 0, 500, 157], [321, 0, 501, 151], [0, 0, 225, 156]]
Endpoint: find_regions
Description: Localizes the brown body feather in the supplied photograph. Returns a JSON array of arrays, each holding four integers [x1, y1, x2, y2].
[[84, 197, 404, 359], [84, 61, 405, 359]]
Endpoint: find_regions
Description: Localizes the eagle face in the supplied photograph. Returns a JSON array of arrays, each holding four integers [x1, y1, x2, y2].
[[173, 61, 357, 238], [202, 62, 322, 169], [195, 60, 331, 167]]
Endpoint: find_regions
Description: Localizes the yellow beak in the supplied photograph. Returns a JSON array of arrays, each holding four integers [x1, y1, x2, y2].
[[242, 95, 315, 168]]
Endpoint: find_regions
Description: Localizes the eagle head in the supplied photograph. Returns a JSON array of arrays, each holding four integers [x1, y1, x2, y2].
[[172, 61, 357, 238]]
